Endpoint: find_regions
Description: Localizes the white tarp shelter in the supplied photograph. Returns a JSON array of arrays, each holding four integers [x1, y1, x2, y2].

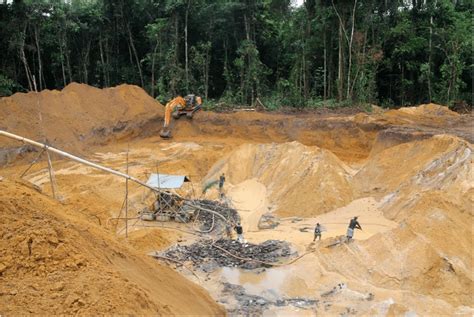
[[146, 173, 190, 189]]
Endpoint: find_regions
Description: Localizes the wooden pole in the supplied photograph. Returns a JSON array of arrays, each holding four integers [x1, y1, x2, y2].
[[20, 148, 45, 178], [33, 76, 58, 199], [125, 145, 129, 238], [46, 150, 57, 199]]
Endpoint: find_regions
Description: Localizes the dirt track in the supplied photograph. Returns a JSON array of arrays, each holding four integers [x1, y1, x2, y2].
[[0, 83, 472, 315]]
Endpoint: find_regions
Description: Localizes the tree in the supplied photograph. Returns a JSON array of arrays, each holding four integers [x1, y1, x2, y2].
[[0, 0, 470, 108]]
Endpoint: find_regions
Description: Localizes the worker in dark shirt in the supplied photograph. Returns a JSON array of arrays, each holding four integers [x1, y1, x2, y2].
[[313, 223, 322, 241], [219, 173, 225, 191], [234, 222, 244, 243], [219, 173, 226, 199], [346, 216, 362, 242]]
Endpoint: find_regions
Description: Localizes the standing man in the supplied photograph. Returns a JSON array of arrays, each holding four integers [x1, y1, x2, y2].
[[234, 222, 244, 243], [219, 173, 226, 198], [313, 223, 322, 241], [346, 216, 362, 242]]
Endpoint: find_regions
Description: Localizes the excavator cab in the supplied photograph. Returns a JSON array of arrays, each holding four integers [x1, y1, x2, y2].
[[175, 94, 201, 119]]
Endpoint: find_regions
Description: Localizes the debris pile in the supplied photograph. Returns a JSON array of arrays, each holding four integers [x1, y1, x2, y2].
[[189, 200, 240, 233], [222, 283, 318, 316], [160, 239, 294, 270], [258, 213, 280, 229]]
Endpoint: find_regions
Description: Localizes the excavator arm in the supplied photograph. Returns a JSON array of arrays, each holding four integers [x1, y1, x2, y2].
[[163, 96, 186, 128]]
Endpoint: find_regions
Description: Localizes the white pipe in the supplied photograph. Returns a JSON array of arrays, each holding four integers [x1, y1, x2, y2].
[[0, 130, 159, 192], [0, 130, 233, 224]]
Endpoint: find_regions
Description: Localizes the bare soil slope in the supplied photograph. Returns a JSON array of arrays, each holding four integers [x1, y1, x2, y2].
[[204, 142, 354, 217], [1, 84, 472, 315], [0, 83, 163, 163], [317, 135, 473, 309], [0, 179, 224, 315]]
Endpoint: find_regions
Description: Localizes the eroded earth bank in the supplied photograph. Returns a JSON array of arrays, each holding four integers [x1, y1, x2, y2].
[[1, 84, 472, 315]]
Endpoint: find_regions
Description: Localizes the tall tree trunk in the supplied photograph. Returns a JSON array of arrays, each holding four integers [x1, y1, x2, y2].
[[127, 23, 144, 88], [243, 13, 251, 104], [346, 0, 357, 100], [302, 31, 308, 99], [99, 33, 108, 87], [104, 36, 110, 86], [59, 32, 67, 87], [65, 45, 72, 83], [204, 44, 210, 99], [427, 1, 436, 102], [337, 23, 344, 101], [303, 2, 314, 100], [328, 38, 333, 99], [401, 63, 405, 105], [20, 24, 33, 91], [34, 24, 44, 90], [223, 38, 230, 93], [83, 40, 91, 84], [151, 39, 159, 97], [184, 0, 190, 92], [323, 32, 327, 101], [63, 24, 73, 84]]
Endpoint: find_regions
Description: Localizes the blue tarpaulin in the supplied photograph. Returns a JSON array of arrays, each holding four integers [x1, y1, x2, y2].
[[146, 174, 190, 189]]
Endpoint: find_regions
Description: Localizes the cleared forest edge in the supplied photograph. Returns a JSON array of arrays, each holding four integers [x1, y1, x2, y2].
[[1, 84, 472, 166]]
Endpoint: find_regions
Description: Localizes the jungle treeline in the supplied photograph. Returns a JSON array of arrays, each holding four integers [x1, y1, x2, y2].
[[0, 0, 471, 108]]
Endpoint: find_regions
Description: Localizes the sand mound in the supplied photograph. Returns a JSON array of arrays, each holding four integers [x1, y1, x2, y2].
[[205, 142, 354, 217], [0, 179, 223, 315], [382, 104, 460, 126], [396, 103, 459, 117], [123, 228, 183, 254], [354, 135, 472, 200], [317, 135, 473, 309], [318, 190, 473, 309], [0, 83, 163, 163]]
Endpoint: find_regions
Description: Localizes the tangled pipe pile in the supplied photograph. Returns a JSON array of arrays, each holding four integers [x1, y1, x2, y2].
[[191, 200, 240, 232], [161, 239, 293, 270]]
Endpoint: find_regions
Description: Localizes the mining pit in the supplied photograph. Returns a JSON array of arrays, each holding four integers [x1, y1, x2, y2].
[[0, 83, 472, 315]]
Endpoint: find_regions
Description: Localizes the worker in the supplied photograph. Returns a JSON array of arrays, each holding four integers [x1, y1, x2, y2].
[[234, 222, 244, 243], [346, 216, 362, 242], [313, 223, 322, 241], [219, 173, 226, 196]]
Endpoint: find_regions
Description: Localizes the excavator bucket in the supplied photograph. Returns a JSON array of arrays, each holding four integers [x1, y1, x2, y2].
[[159, 128, 171, 139]]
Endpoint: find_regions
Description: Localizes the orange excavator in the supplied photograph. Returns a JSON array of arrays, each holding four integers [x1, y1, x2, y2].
[[159, 94, 202, 138]]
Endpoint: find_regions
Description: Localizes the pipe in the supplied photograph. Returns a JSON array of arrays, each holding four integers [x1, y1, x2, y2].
[[0, 130, 232, 224], [0, 130, 159, 193]]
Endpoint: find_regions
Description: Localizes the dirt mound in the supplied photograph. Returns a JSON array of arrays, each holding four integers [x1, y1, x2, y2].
[[204, 142, 354, 217], [0, 83, 163, 163], [0, 178, 223, 315], [318, 189, 473, 308], [354, 135, 472, 203], [396, 103, 459, 117], [382, 103, 460, 126], [123, 228, 183, 254], [315, 134, 474, 309]]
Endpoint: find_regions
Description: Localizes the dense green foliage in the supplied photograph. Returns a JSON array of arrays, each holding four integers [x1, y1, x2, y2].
[[0, 0, 471, 107]]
